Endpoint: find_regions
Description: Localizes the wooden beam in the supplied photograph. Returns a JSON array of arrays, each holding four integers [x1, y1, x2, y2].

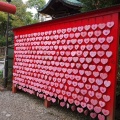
[[12, 84, 17, 93], [44, 99, 51, 108]]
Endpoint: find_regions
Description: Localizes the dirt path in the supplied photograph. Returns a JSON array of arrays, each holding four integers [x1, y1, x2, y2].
[[0, 90, 92, 120]]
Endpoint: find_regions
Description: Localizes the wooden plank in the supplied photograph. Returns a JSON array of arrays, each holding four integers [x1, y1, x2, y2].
[[44, 99, 51, 108], [12, 84, 17, 93]]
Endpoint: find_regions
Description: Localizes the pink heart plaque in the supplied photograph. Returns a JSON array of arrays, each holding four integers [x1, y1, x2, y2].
[[92, 85, 99, 91], [78, 83, 84, 88], [75, 33, 80, 38], [104, 80, 111, 87], [90, 112, 97, 119], [98, 114, 105, 120], [106, 51, 112, 58], [102, 44, 109, 50], [75, 88, 80, 93], [107, 21, 114, 28], [82, 64, 88, 69], [98, 23, 105, 29], [87, 104, 93, 111], [94, 30, 102, 37], [94, 106, 102, 113], [60, 102, 66, 107], [86, 58, 92, 63], [96, 92, 102, 99], [90, 38, 97, 43], [88, 78, 95, 84], [97, 51, 105, 57], [74, 100, 80, 106], [93, 58, 100, 64], [84, 25, 90, 31], [97, 65, 103, 71], [101, 58, 108, 65], [81, 32, 87, 37], [88, 91, 94, 97], [78, 26, 83, 32], [91, 99, 98, 105], [89, 65, 96, 71], [81, 45, 86, 50], [85, 84, 91, 90], [79, 70, 84, 75], [80, 102, 87, 108], [90, 51, 96, 57], [106, 36, 113, 43], [83, 51, 89, 57], [80, 58, 85, 63], [77, 107, 84, 113], [105, 65, 111, 72], [78, 39, 83, 44], [100, 73, 108, 79], [96, 79, 103, 86], [84, 97, 89, 103], [86, 44, 93, 51], [99, 101, 105, 108], [102, 109, 110, 116], [103, 95, 110, 102], [91, 24, 97, 30], [84, 38, 89, 44], [77, 95, 83, 101], [81, 89, 87, 95], [98, 37, 105, 43], [100, 87, 107, 93], [103, 29, 110, 36]]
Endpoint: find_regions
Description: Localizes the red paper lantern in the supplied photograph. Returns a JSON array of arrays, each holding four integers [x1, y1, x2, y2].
[[0, 1, 16, 14]]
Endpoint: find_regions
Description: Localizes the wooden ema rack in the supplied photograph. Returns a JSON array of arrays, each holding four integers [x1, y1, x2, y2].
[[12, 5, 120, 120]]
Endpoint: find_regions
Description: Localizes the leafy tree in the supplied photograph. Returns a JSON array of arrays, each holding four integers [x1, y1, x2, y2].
[[26, 0, 46, 11], [0, 0, 37, 46], [80, 0, 113, 12], [26, 0, 46, 20]]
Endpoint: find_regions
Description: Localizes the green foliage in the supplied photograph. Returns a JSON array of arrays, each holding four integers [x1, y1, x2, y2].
[[0, 36, 6, 46], [80, 0, 113, 12], [0, 70, 3, 79], [26, 0, 46, 21], [0, 0, 45, 47], [26, 0, 46, 11]]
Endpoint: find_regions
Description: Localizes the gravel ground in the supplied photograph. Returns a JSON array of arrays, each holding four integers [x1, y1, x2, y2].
[[0, 90, 92, 120]]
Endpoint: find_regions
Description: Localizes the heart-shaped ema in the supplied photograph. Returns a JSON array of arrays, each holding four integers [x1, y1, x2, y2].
[[94, 30, 102, 37], [91, 24, 97, 30], [98, 23, 106, 29], [107, 21, 114, 28], [91, 99, 98, 106], [103, 29, 110, 36], [84, 25, 90, 31], [99, 101, 106, 108], [94, 106, 102, 113], [106, 51, 112, 58], [90, 112, 97, 119], [106, 36, 113, 43], [77, 107, 84, 113], [88, 31, 93, 37], [104, 80, 111, 87], [74, 100, 80, 106], [98, 114, 105, 120], [78, 26, 83, 32], [88, 78, 95, 84], [103, 95, 110, 102]]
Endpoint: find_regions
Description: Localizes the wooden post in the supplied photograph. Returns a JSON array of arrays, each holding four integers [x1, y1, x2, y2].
[[12, 84, 17, 93], [44, 99, 51, 108]]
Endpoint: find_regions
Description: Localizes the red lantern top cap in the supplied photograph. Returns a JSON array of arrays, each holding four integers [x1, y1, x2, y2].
[[0, 1, 16, 14]]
